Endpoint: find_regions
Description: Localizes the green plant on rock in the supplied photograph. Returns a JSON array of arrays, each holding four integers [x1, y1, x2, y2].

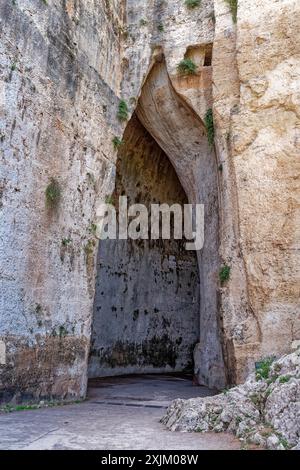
[[112, 136, 124, 149], [58, 325, 68, 338], [255, 356, 275, 381], [177, 58, 197, 75], [219, 265, 230, 284], [140, 18, 148, 27], [45, 177, 61, 208], [117, 99, 129, 121], [105, 195, 114, 205], [225, 0, 238, 23], [185, 0, 201, 8], [62, 238, 72, 246], [89, 223, 97, 234], [205, 108, 214, 147], [278, 375, 291, 384]]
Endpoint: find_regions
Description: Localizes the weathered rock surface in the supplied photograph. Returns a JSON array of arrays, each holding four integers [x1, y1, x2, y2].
[[162, 350, 300, 450]]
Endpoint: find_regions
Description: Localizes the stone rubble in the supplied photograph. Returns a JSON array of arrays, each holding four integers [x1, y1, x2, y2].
[[162, 349, 300, 450]]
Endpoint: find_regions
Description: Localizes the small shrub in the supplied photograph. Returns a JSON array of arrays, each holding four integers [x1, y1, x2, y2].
[[112, 136, 124, 149], [140, 19, 148, 26], [117, 100, 129, 121], [225, 0, 238, 23], [177, 58, 197, 75], [45, 177, 61, 208], [219, 265, 230, 284], [279, 375, 291, 384], [277, 435, 291, 450], [157, 23, 164, 32], [105, 195, 114, 205], [185, 0, 201, 8], [205, 108, 214, 147], [255, 357, 275, 381], [89, 223, 97, 234]]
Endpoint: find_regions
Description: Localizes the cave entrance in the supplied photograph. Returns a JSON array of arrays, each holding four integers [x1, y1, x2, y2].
[[88, 113, 200, 377], [89, 59, 225, 389]]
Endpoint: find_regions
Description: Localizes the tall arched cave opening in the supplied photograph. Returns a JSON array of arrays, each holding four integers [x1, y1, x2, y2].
[[89, 61, 226, 389], [89, 113, 200, 377]]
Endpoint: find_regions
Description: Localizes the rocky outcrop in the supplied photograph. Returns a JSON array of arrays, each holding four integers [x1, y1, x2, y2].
[[162, 350, 300, 450]]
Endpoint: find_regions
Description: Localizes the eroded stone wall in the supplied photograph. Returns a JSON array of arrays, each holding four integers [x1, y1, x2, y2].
[[0, 0, 126, 402], [213, 0, 300, 382]]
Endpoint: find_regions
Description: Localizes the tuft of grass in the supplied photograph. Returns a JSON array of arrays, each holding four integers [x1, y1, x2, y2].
[[0, 399, 84, 414], [185, 0, 201, 8], [205, 108, 214, 147], [279, 375, 291, 384], [58, 325, 68, 338], [105, 195, 114, 205], [62, 238, 72, 246], [140, 18, 148, 26], [157, 23, 164, 32], [255, 357, 275, 381], [219, 265, 230, 284], [177, 58, 197, 75], [112, 136, 124, 149], [117, 100, 129, 121], [45, 177, 61, 208], [225, 0, 238, 23]]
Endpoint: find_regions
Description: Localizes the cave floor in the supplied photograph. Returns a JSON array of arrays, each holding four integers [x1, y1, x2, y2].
[[0, 375, 241, 450]]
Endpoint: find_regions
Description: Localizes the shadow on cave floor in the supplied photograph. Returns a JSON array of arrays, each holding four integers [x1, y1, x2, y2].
[[87, 374, 216, 409]]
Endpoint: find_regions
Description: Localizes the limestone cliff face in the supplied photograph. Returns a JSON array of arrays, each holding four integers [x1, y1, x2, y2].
[[0, 0, 299, 402], [0, 0, 126, 401], [213, 0, 300, 380]]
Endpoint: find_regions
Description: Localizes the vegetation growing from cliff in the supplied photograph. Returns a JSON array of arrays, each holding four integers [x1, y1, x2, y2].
[[177, 58, 197, 75], [185, 0, 201, 8], [219, 265, 230, 284], [205, 108, 214, 147], [45, 178, 61, 208], [225, 0, 238, 23], [117, 100, 129, 121], [112, 136, 124, 149], [255, 357, 275, 381]]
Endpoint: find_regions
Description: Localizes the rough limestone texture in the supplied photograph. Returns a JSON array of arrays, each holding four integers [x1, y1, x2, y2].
[[162, 350, 300, 450], [0, 0, 299, 402], [0, 0, 125, 402]]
